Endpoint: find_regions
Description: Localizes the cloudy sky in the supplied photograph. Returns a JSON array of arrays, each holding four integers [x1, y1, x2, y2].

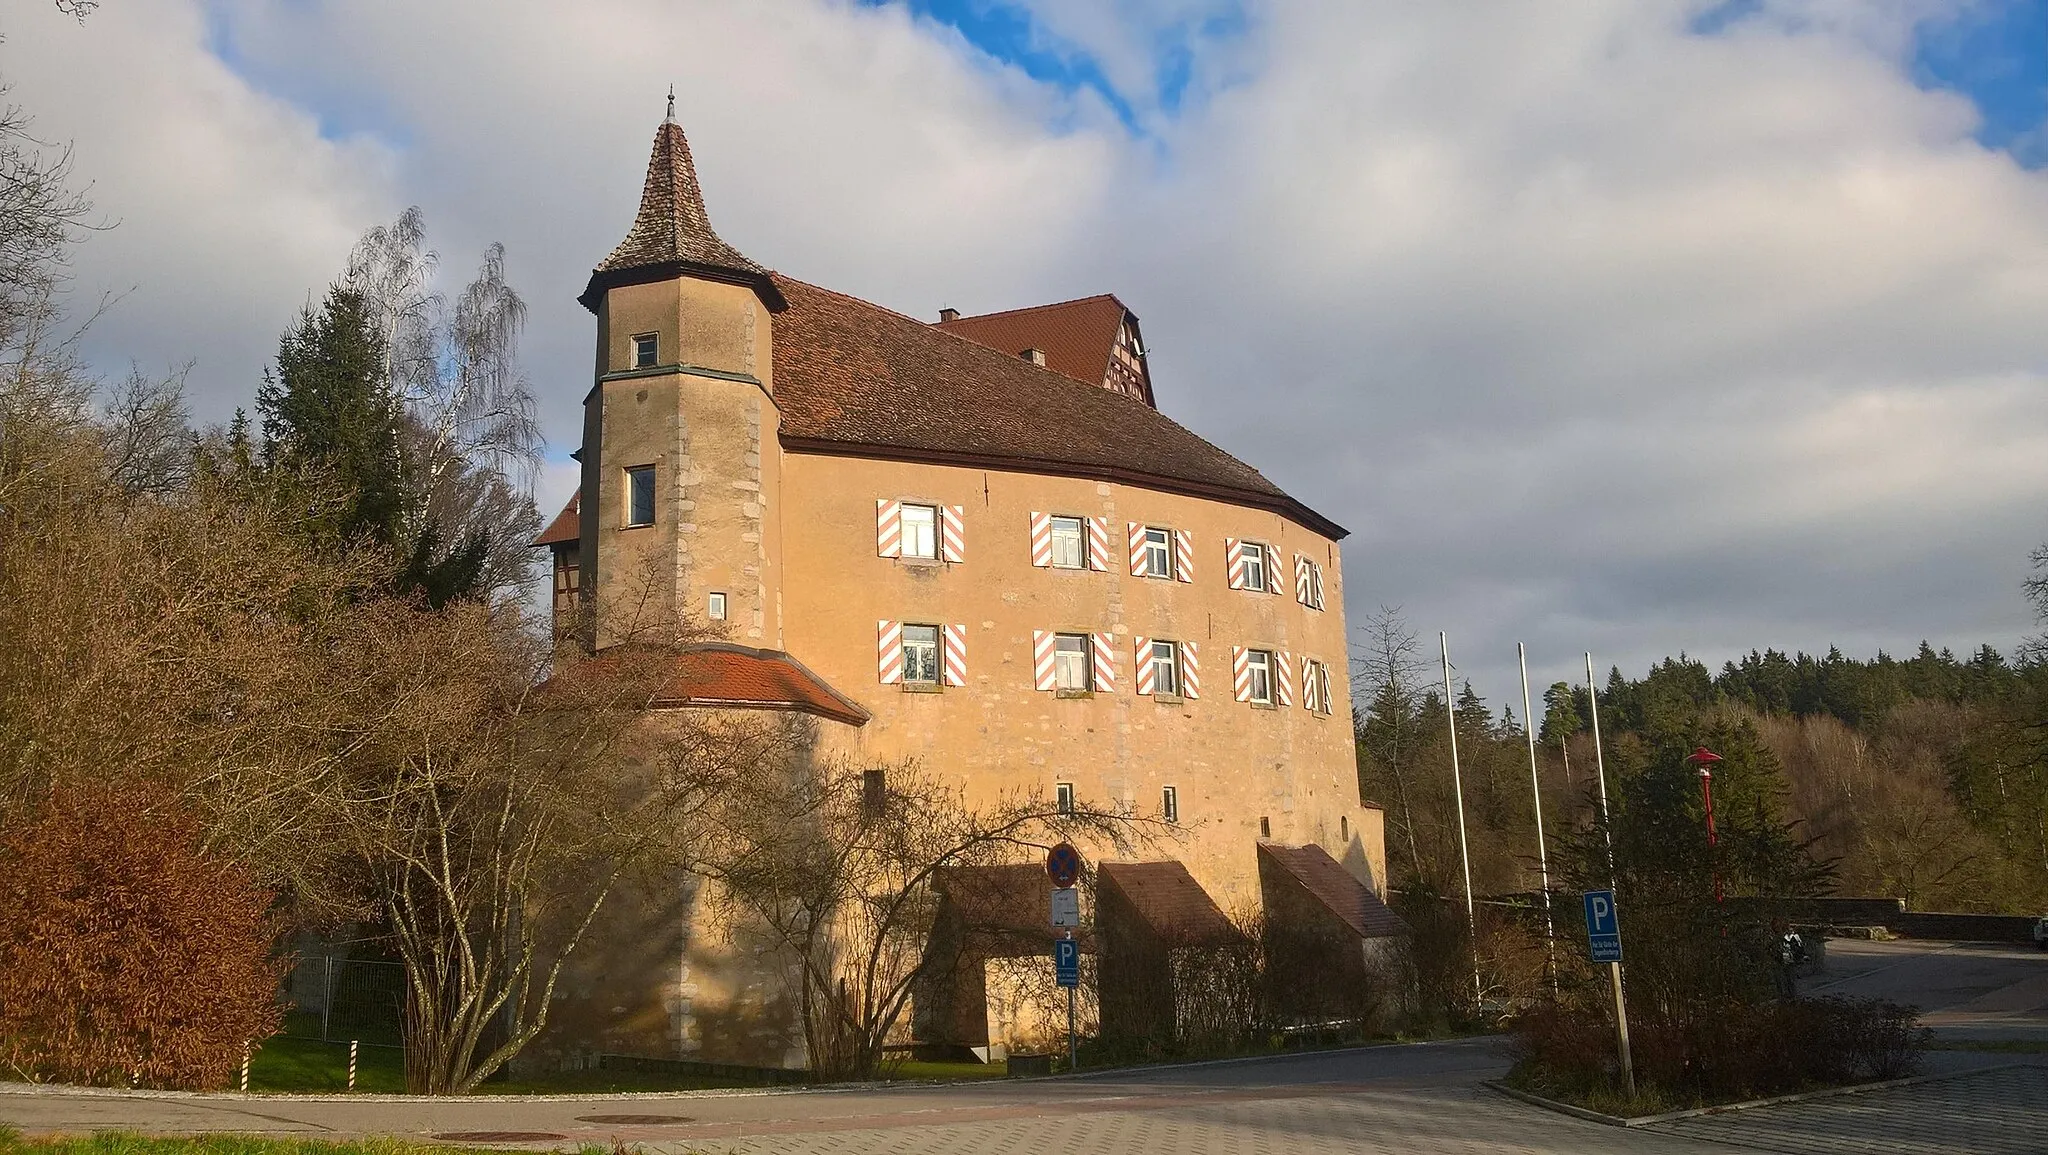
[[6, 0, 2047, 704]]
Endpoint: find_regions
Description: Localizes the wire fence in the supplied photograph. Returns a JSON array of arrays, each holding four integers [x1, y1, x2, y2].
[[285, 955, 405, 1045]]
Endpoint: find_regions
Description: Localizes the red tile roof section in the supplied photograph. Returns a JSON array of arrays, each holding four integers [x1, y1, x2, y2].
[[935, 295, 1130, 394], [649, 643, 869, 726], [1258, 843, 1409, 939], [533, 490, 580, 547], [770, 275, 1346, 540], [1100, 861, 1245, 948]]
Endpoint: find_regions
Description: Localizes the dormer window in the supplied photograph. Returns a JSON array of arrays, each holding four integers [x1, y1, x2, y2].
[[632, 333, 658, 369]]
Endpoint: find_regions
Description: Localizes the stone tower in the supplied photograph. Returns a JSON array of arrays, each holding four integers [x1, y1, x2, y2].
[[576, 109, 787, 649]]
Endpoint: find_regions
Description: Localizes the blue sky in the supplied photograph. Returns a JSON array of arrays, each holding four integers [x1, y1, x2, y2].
[[897, 0, 2048, 165]]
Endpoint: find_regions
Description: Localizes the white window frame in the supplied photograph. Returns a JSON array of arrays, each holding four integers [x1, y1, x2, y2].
[[625, 464, 656, 527], [899, 503, 939, 560], [901, 623, 940, 685], [1246, 649, 1274, 705], [1142, 526, 1172, 578], [1056, 782, 1075, 814], [1162, 785, 1179, 824], [1149, 640, 1181, 697], [1240, 540, 1267, 591], [1050, 515, 1085, 569], [631, 332, 658, 369], [1053, 632, 1091, 692], [707, 591, 727, 621]]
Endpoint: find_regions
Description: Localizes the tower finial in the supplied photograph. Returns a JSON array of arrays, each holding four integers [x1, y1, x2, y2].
[[665, 85, 676, 124]]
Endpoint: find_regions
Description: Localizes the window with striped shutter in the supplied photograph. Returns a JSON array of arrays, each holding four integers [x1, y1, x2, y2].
[[1296, 553, 1325, 609], [1091, 632, 1117, 692], [1264, 545, 1284, 594], [1030, 512, 1053, 567], [942, 624, 967, 686], [1173, 530, 1194, 583], [1225, 537, 1245, 589], [877, 620, 903, 682], [1232, 647, 1253, 702], [1032, 630, 1056, 690], [1086, 518, 1110, 571], [1275, 649, 1294, 707], [941, 506, 966, 563], [876, 501, 901, 558], [1133, 635, 1153, 693], [1179, 641, 1200, 699]]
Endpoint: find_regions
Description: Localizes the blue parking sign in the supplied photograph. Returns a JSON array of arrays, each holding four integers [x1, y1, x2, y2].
[[1054, 937, 1080, 988], [1583, 889, 1622, 963]]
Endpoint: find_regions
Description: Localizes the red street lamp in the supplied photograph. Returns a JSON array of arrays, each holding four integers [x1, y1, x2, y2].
[[1686, 747, 1724, 905]]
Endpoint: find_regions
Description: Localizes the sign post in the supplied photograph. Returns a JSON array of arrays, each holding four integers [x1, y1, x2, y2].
[[1046, 843, 1083, 1072], [1582, 889, 1634, 1098]]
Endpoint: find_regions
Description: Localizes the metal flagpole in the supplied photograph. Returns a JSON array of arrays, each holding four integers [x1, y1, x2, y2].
[[1519, 643, 1555, 988], [1440, 633, 1480, 1008], [1585, 651, 1634, 1098]]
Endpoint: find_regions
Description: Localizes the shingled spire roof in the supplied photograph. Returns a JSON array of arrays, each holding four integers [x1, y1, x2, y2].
[[579, 111, 785, 313]]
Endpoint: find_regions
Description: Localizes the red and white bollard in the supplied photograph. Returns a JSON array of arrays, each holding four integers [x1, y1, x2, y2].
[[348, 1040, 358, 1091]]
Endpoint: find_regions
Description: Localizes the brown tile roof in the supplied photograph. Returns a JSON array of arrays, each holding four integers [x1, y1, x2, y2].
[[533, 490, 580, 547], [648, 643, 869, 726], [934, 295, 1136, 396], [579, 120, 784, 312], [771, 276, 1345, 540], [1099, 861, 1245, 949], [1258, 843, 1409, 939]]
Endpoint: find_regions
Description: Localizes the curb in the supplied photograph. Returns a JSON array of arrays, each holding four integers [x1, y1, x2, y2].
[[1483, 1061, 2028, 1128]]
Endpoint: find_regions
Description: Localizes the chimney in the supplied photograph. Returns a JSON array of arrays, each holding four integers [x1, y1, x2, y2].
[[1021, 348, 1047, 367], [938, 307, 960, 323]]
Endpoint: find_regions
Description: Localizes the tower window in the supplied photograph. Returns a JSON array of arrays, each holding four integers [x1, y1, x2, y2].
[[708, 592, 727, 620], [632, 333, 658, 369], [1050, 516, 1085, 569], [1149, 640, 1181, 697], [1142, 526, 1171, 578], [1260, 815, 1271, 839], [1053, 633, 1091, 691], [1246, 649, 1274, 705], [900, 624, 940, 685], [899, 503, 938, 559], [1056, 782, 1075, 814], [1162, 786, 1178, 824], [626, 465, 656, 527]]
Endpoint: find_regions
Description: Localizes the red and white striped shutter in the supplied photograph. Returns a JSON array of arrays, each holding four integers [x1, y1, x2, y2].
[[876, 500, 901, 558], [1128, 522, 1148, 576], [1173, 530, 1194, 583], [942, 505, 966, 563], [1225, 537, 1244, 589], [877, 620, 902, 683], [1232, 646, 1252, 702], [1092, 632, 1117, 692], [943, 624, 967, 687], [1264, 545, 1284, 594], [1311, 562, 1325, 609], [1299, 655, 1315, 711], [1032, 630, 1056, 691], [1276, 650, 1294, 706], [1086, 518, 1110, 571], [1180, 642, 1201, 699], [1295, 553, 1312, 605], [1133, 636, 1154, 695], [1029, 512, 1052, 567]]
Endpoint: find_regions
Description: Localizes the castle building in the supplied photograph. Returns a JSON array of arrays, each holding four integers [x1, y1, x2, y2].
[[534, 110, 1398, 1067]]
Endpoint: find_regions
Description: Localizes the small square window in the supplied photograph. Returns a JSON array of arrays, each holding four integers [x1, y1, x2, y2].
[[632, 333, 658, 369], [1050, 516, 1085, 569], [1053, 633, 1090, 691], [899, 503, 938, 559], [1240, 541, 1267, 590], [1056, 782, 1075, 814], [1246, 649, 1273, 705], [708, 592, 727, 621], [901, 624, 940, 685], [1149, 640, 1180, 697], [1162, 786, 1178, 824], [1142, 527, 1171, 578], [625, 465, 656, 527]]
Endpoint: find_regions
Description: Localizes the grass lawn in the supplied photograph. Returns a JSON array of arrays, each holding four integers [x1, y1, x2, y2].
[[0, 1133, 518, 1155]]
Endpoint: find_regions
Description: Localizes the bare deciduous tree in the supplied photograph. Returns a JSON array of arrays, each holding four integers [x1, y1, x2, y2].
[[1354, 604, 1427, 882]]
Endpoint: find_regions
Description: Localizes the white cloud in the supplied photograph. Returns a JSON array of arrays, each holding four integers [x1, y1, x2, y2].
[[6, 0, 2046, 697]]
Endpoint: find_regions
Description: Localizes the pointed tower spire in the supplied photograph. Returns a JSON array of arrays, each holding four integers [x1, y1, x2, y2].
[[579, 113, 783, 313]]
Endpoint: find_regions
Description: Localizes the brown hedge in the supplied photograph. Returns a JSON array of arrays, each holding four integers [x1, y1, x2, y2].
[[0, 783, 285, 1089]]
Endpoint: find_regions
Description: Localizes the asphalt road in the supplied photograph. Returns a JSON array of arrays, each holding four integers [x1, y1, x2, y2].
[[1801, 937, 2048, 1041]]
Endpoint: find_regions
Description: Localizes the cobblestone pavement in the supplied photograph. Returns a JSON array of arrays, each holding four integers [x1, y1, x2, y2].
[[1644, 1065, 2048, 1155], [4, 1042, 2044, 1154]]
